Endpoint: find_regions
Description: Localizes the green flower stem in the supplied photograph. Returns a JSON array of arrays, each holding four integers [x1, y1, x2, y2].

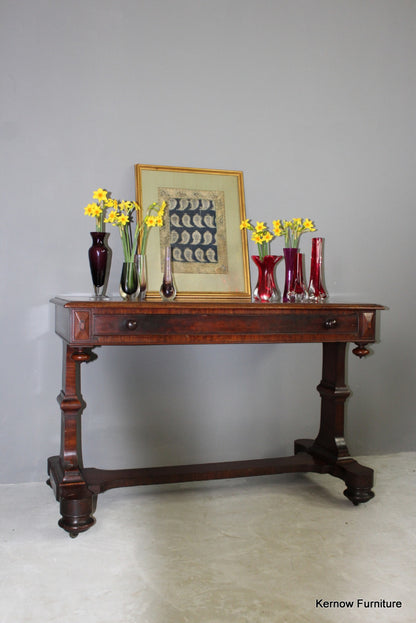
[[124, 260, 137, 292], [120, 227, 132, 262], [257, 241, 270, 261], [139, 226, 149, 255], [95, 201, 105, 232]]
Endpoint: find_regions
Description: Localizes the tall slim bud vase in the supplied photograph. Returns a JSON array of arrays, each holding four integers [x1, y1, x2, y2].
[[308, 237, 327, 301], [160, 246, 176, 301]]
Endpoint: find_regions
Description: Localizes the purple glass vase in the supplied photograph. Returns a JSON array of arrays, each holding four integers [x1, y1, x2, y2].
[[308, 237, 327, 301], [283, 248, 299, 302], [252, 255, 282, 302], [88, 232, 110, 299]]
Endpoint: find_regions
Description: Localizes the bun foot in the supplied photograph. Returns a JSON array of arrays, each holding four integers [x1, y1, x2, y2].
[[58, 495, 97, 537], [343, 486, 375, 505]]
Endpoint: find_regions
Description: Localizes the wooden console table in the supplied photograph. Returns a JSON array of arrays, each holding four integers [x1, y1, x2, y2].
[[48, 297, 384, 537]]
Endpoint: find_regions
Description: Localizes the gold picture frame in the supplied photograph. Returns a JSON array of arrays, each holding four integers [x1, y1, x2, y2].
[[135, 164, 251, 301]]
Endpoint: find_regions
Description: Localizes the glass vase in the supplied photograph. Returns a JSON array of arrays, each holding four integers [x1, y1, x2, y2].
[[88, 232, 110, 299], [136, 254, 147, 301], [283, 248, 298, 302], [119, 261, 138, 300], [160, 246, 176, 302], [308, 237, 328, 301], [252, 255, 282, 302], [294, 252, 308, 302]]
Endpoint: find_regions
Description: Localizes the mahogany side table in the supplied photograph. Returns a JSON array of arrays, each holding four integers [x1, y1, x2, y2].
[[48, 297, 384, 537]]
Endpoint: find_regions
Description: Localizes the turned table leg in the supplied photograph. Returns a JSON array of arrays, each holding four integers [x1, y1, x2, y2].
[[47, 344, 97, 536], [298, 342, 374, 504]]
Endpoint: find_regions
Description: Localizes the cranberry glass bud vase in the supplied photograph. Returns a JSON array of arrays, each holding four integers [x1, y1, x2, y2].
[[295, 252, 308, 302], [283, 247, 299, 302], [252, 255, 282, 302], [88, 232, 110, 299], [308, 237, 327, 301]]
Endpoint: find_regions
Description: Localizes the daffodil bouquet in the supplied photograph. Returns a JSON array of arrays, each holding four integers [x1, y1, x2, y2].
[[84, 188, 111, 232], [274, 218, 316, 248], [240, 219, 276, 260], [105, 199, 166, 262]]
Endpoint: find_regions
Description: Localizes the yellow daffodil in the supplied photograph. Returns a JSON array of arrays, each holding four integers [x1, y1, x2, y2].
[[85, 187, 164, 260], [104, 210, 118, 224], [303, 218, 316, 231], [276, 218, 318, 248], [93, 188, 108, 202], [117, 213, 129, 227], [240, 218, 276, 259], [85, 189, 112, 231], [240, 215, 318, 257], [273, 220, 282, 236], [145, 215, 157, 227], [84, 203, 96, 217]]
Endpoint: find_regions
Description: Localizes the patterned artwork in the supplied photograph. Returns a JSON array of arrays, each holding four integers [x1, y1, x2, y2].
[[158, 187, 228, 274]]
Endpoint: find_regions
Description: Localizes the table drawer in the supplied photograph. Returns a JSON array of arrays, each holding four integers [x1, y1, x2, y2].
[[93, 310, 360, 339]]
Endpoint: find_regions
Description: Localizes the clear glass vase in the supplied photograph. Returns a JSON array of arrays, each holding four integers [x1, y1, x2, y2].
[[136, 254, 147, 301]]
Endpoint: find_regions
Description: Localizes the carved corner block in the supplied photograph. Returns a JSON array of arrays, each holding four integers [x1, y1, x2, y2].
[[359, 311, 375, 341], [72, 310, 91, 342]]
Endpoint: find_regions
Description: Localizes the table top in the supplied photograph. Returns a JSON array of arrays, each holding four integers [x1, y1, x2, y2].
[[51, 296, 385, 347], [51, 295, 385, 311]]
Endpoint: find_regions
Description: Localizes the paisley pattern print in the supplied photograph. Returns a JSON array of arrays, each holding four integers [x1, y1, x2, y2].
[[158, 187, 228, 275], [168, 197, 218, 264]]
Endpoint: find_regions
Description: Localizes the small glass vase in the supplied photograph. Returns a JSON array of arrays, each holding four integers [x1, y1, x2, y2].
[[252, 255, 282, 302], [308, 237, 328, 301], [119, 261, 138, 301], [294, 252, 308, 302], [283, 248, 299, 302], [160, 246, 176, 301], [136, 254, 147, 301], [88, 232, 110, 299]]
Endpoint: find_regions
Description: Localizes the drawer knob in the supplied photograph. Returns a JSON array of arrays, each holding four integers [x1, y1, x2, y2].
[[324, 318, 337, 329], [126, 319, 137, 331]]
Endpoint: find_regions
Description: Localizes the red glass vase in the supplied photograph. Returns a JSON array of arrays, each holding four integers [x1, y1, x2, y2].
[[294, 252, 308, 302], [252, 255, 282, 302], [308, 237, 327, 301], [88, 232, 110, 299]]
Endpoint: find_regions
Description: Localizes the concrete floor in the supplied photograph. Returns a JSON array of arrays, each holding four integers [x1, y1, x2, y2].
[[1, 452, 415, 623]]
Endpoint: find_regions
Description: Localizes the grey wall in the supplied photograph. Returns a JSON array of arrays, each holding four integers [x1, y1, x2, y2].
[[1, 0, 415, 483]]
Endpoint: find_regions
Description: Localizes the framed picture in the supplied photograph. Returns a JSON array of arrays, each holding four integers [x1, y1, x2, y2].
[[135, 164, 251, 301]]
